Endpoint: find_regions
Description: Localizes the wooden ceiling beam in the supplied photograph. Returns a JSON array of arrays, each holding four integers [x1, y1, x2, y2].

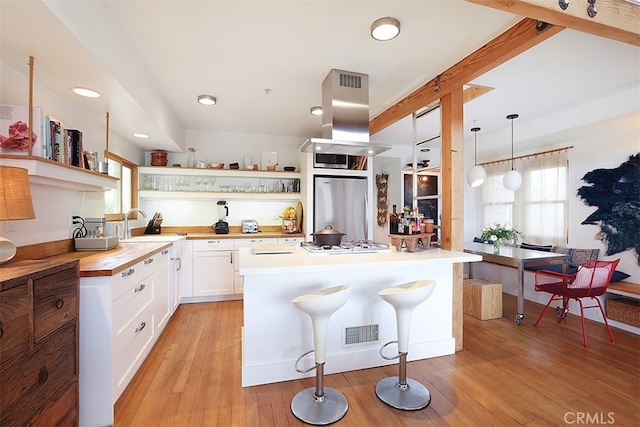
[[370, 18, 563, 135], [466, 0, 640, 47]]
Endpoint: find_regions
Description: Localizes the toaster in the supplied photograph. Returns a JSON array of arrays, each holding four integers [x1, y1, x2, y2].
[[242, 219, 259, 233]]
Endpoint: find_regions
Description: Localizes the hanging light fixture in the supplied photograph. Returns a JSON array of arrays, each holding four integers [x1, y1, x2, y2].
[[503, 114, 522, 191], [0, 166, 35, 264], [466, 127, 486, 187], [370, 17, 401, 41]]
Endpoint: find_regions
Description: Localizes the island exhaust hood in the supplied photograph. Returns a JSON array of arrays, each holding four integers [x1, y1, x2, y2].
[[300, 69, 390, 156]]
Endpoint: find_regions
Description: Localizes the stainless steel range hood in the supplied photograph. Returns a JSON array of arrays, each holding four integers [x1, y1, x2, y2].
[[300, 69, 390, 156]]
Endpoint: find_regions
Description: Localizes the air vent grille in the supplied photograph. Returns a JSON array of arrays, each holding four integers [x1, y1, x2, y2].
[[339, 73, 362, 89], [344, 324, 379, 345]]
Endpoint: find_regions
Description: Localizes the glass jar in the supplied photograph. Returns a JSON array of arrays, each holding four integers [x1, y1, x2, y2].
[[282, 218, 297, 234]]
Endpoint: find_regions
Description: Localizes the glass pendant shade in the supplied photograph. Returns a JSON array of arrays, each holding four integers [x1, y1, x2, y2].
[[467, 126, 485, 187], [503, 169, 522, 191], [467, 165, 486, 187], [503, 114, 521, 191]]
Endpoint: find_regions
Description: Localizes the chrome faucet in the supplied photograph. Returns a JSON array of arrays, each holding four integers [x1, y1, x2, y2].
[[124, 208, 147, 239]]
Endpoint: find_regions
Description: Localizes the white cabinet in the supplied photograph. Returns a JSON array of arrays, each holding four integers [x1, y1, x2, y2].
[[233, 238, 278, 294], [278, 236, 304, 246], [171, 239, 185, 314], [152, 248, 171, 334], [192, 240, 234, 297], [79, 247, 168, 426]]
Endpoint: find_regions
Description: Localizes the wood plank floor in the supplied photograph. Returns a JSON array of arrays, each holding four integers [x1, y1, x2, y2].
[[115, 294, 640, 426]]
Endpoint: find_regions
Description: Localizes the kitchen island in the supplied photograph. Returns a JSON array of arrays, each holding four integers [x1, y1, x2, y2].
[[238, 246, 481, 386]]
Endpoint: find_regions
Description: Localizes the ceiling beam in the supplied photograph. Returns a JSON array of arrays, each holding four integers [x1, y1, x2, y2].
[[466, 0, 640, 47], [370, 18, 563, 135]]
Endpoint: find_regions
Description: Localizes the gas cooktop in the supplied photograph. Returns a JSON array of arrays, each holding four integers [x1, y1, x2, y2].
[[300, 240, 391, 254]]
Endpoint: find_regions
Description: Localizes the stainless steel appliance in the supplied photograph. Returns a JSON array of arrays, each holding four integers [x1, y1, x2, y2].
[[242, 219, 258, 233], [300, 240, 390, 254], [314, 175, 368, 242]]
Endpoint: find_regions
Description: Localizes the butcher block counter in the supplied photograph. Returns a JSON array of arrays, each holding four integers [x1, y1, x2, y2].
[[45, 241, 172, 277]]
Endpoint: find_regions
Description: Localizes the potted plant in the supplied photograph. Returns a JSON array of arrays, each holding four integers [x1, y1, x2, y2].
[[480, 223, 523, 253]]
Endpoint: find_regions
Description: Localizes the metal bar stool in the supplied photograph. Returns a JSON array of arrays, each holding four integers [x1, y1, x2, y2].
[[291, 285, 352, 425], [376, 280, 436, 410]]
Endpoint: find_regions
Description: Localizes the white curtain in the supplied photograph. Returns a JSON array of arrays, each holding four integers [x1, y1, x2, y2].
[[482, 150, 568, 246]]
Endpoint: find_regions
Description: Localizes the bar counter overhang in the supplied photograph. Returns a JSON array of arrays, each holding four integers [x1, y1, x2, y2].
[[239, 246, 481, 387]]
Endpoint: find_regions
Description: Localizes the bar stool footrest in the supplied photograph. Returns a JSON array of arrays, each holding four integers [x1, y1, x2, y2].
[[291, 387, 348, 425], [375, 376, 431, 411]]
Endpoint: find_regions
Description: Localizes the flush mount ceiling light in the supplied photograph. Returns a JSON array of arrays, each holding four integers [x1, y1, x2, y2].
[[503, 114, 523, 191], [466, 127, 486, 188], [133, 133, 149, 139], [197, 95, 217, 106], [310, 106, 323, 116], [371, 17, 400, 41], [72, 87, 100, 98]]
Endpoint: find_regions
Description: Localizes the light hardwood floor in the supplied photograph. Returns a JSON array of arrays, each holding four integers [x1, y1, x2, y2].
[[115, 294, 639, 426]]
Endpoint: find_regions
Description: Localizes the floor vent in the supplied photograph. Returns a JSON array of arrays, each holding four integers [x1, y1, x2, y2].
[[344, 324, 379, 345]]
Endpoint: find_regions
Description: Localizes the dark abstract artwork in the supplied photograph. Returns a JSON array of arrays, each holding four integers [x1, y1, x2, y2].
[[577, 153, 640, 265]]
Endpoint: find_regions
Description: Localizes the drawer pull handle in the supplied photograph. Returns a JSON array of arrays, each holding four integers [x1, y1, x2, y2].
[[38, 366, 49, 384], [135, 321, 147, 333], [55, 298, 64, 309], [145, 257, 154, 265], [134, 283, 146, 293], [0, 321, 3, 339], [122, 268, 135, 277], [162, 249, 169, 255]]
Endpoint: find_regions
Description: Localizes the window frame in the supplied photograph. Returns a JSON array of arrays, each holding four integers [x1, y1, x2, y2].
[[104, 151, 139, 221]]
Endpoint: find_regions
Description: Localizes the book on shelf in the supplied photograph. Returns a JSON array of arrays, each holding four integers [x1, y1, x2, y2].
[[0, 104, 45, 157]]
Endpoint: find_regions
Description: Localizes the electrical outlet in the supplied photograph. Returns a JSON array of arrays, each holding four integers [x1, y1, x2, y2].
[[70, 214, 75, 227], [5, 221, 15, 232], [272, 213, 279, 220]]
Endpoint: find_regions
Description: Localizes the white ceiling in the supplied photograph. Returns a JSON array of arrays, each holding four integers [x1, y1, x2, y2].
[[1, 1, 638, 161]]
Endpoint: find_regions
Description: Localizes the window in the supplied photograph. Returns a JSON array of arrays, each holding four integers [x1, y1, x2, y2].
[[481, 150, 568, 246], [104, 151, 138, 220]]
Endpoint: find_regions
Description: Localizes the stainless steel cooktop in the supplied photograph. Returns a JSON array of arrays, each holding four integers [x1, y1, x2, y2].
[[300, 240, 391, 254]]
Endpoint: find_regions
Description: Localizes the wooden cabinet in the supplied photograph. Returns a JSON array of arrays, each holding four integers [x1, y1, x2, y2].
[[0, 260, 79, 427]]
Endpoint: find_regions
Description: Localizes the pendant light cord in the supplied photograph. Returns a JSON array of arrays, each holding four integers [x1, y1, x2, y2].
[[471, 127, 480, 166], [507, 114, 519, 171]]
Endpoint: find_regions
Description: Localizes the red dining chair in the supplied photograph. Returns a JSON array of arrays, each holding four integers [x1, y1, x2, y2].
[[533, 259, 620, 347]]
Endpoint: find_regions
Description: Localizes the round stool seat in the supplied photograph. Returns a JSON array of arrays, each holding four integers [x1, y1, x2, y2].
[[376, 279, 436, 411], [291, 285, 351, 425]]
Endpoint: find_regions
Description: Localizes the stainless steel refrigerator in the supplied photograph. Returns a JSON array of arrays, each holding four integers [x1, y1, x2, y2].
[[314, 175, 368, 242]]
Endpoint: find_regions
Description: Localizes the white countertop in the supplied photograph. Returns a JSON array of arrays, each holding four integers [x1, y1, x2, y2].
[[239, 246, 481, 275], [121, 235, 187, 243]]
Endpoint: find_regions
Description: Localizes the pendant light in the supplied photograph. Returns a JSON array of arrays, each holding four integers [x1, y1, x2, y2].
[[503, 114, 522, 190], [466, 127, 486, 187]]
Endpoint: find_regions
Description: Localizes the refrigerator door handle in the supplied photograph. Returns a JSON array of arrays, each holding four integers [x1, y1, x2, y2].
[[363, 192, 368, 239]]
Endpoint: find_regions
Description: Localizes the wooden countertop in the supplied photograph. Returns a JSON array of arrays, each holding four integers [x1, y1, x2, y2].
[[44, 241, 172, 277]]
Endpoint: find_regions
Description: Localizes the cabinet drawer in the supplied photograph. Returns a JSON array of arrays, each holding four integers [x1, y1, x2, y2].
[[28, 382, 78, 427], [112, 273, 154, 349], [0, 283, 30, 364], [0, 322, 77, 427], [233, 237, 276, 249], [33, 267, 78, 343], [112, 256, 155, 301], [113, 307, 155, 400], [193, 239, 233, 251]]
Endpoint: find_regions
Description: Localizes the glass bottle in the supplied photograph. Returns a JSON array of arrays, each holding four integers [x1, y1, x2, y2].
[[389, 204, 398, 234], [187, 147, 196, 168]]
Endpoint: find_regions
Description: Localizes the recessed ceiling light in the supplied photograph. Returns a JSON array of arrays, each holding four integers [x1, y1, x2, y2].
[[197, 95, 217, 106], [133, 133, 149, 139], [371, 17, 400, 41], [310, 106, 323, 116], [72, 87, 100, 98]]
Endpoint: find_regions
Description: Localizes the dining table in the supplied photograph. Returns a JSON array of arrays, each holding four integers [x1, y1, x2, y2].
[[463, 242, 568, 325]]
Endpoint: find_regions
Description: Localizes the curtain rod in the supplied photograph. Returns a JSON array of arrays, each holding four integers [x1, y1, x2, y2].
[[478, 145, 574, 167]]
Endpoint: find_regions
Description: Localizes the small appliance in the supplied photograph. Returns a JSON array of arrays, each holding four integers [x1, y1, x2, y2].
[[214, 200, 229, 234], [242, 219, 259, 234]]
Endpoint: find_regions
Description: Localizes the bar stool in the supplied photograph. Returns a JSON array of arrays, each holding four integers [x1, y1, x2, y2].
[[376, 280, 436, 411], [291, 285, 352, 425]]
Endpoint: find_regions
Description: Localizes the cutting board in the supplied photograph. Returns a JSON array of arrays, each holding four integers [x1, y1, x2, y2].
[[296, 201, 303, 233]]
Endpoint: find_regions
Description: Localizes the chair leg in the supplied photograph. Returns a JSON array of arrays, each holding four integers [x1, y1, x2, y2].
[[594, 297, 616, 344], [534, 294, 557, 328], [576, 298, 589, 348]]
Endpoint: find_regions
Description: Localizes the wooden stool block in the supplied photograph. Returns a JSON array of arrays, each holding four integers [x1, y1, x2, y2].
[[463, 278, 502, 320]]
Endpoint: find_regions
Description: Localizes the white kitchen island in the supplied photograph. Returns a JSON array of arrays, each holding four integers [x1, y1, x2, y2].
[[238, 246, 481, 387]]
